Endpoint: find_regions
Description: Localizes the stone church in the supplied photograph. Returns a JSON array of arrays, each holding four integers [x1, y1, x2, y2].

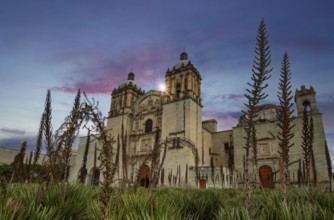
[[68, 52, 332, 190]]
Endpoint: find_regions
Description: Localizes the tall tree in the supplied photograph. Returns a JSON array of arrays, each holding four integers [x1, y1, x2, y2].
[[243, 19, 272, 210], [277, 52, 295, 203], [43, 89, 55, 184]]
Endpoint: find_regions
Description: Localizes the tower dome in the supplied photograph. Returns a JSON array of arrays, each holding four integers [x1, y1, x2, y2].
[[180, 52, 188, 60], [174, 52, 190, 69], [119, 72, 140, 88], [128, 72, 135, 80]]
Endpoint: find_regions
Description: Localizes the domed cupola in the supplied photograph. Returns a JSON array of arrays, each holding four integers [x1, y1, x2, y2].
[[173, 52, 191, 70], [109, 72, 144, 117], [180, 51, 188, 60], [128, 72, 135, 80], [118, 72, 141, 89]]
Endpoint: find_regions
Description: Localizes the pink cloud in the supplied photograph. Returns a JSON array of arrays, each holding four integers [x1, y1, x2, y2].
[[202, 114, 239, 131], [284, 37, 330, 52], [221, 94, 244, 101], [52, 76, 123, 94], [216, 116, 239, 131], [51, 45, 176, 94]]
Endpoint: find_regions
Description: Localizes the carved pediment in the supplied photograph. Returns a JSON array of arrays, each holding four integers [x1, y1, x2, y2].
[[140, 137, 152, 152], [256, 131, 275, 141]]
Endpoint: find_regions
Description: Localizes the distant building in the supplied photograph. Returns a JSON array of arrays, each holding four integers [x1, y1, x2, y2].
[[0, 147, 23, 165], [0, 146, 77, 168], [68, 52, 331, 190]]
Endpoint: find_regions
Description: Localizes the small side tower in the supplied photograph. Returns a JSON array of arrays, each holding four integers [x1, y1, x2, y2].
[[108, 72, 144, 118], [295, 85, 319, 116], [294, 85, 331, 189]]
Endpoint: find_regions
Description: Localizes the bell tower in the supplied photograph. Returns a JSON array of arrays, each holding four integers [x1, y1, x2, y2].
[[163, 52, 202, 106], [161, 52, 203, 167], [108, 72, 144, 118], [295, 85, 319, 116]]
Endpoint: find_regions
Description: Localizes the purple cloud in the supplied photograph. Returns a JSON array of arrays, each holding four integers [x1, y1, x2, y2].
[[282, 37, 331, 52], [0, 128, 26, 136], [0, 136, 36, 151], [51, 45, 176, 94], [221, 94, 244, 101]]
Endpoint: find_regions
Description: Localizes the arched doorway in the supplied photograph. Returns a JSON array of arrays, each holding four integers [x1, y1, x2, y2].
[[87, 167, 100, 186], [259, 165, 274, 189], [139, 165, 150, 187]]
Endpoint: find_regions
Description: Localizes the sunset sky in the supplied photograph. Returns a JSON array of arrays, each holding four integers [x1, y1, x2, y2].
[[0, 1, 333, 165]]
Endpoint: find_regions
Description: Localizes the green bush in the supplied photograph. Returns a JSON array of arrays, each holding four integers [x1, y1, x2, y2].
[[0, 184, 333, 219], [0, 165, 12, 181]]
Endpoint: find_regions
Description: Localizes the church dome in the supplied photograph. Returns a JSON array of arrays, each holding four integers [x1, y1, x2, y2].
[[173, 52, 190, 69], [119, 72, 140, 88]]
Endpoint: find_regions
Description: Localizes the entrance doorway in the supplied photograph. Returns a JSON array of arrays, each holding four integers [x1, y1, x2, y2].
[[199, 179, 206, 189], [139, 165, 150, 187], [259, 165, 274, 189]]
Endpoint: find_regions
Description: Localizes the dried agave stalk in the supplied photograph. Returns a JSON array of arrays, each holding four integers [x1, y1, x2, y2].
[[61, 89, 81, 183], [309, 115, 316, 187], [210, 157, 215, 188], [221, 165, 224, 188], [121, 123, 128, 186], [150, 128, 161, 187], [178, 165, 181, 186], [91, 143, 99, 185], [185, 164, 188, 185], [31, 113, 44, 181], [301, 104, 313, 190], [277, 52, 295, 203], [25, 151, 33, 182], [42, 89, 57, 185], [10, 141, 27, 183], [111, 134, 121, 180], [242, 19, 272, 211], [78, 129, 91, 184], [168, 170, 172, 186], [79, 93, 118, 219], [160, 168, 165, 186]]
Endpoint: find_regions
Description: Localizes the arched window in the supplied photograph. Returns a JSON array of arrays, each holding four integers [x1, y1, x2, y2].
[[88, 167, 100, 186], [303, 100, 311, 112], [77, 167, 87, 184], [145, 119, 153, 133], [175, 83, 181, 98]]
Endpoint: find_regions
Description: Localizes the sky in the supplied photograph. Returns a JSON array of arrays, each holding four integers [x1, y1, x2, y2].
[[0, 0, 333, 167]]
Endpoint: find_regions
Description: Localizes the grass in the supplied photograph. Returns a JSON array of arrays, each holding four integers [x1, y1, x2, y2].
[[0, 184, 333, 219]]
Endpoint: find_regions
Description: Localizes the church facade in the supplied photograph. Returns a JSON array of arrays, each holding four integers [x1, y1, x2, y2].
[[68, 52, 331, 190]]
